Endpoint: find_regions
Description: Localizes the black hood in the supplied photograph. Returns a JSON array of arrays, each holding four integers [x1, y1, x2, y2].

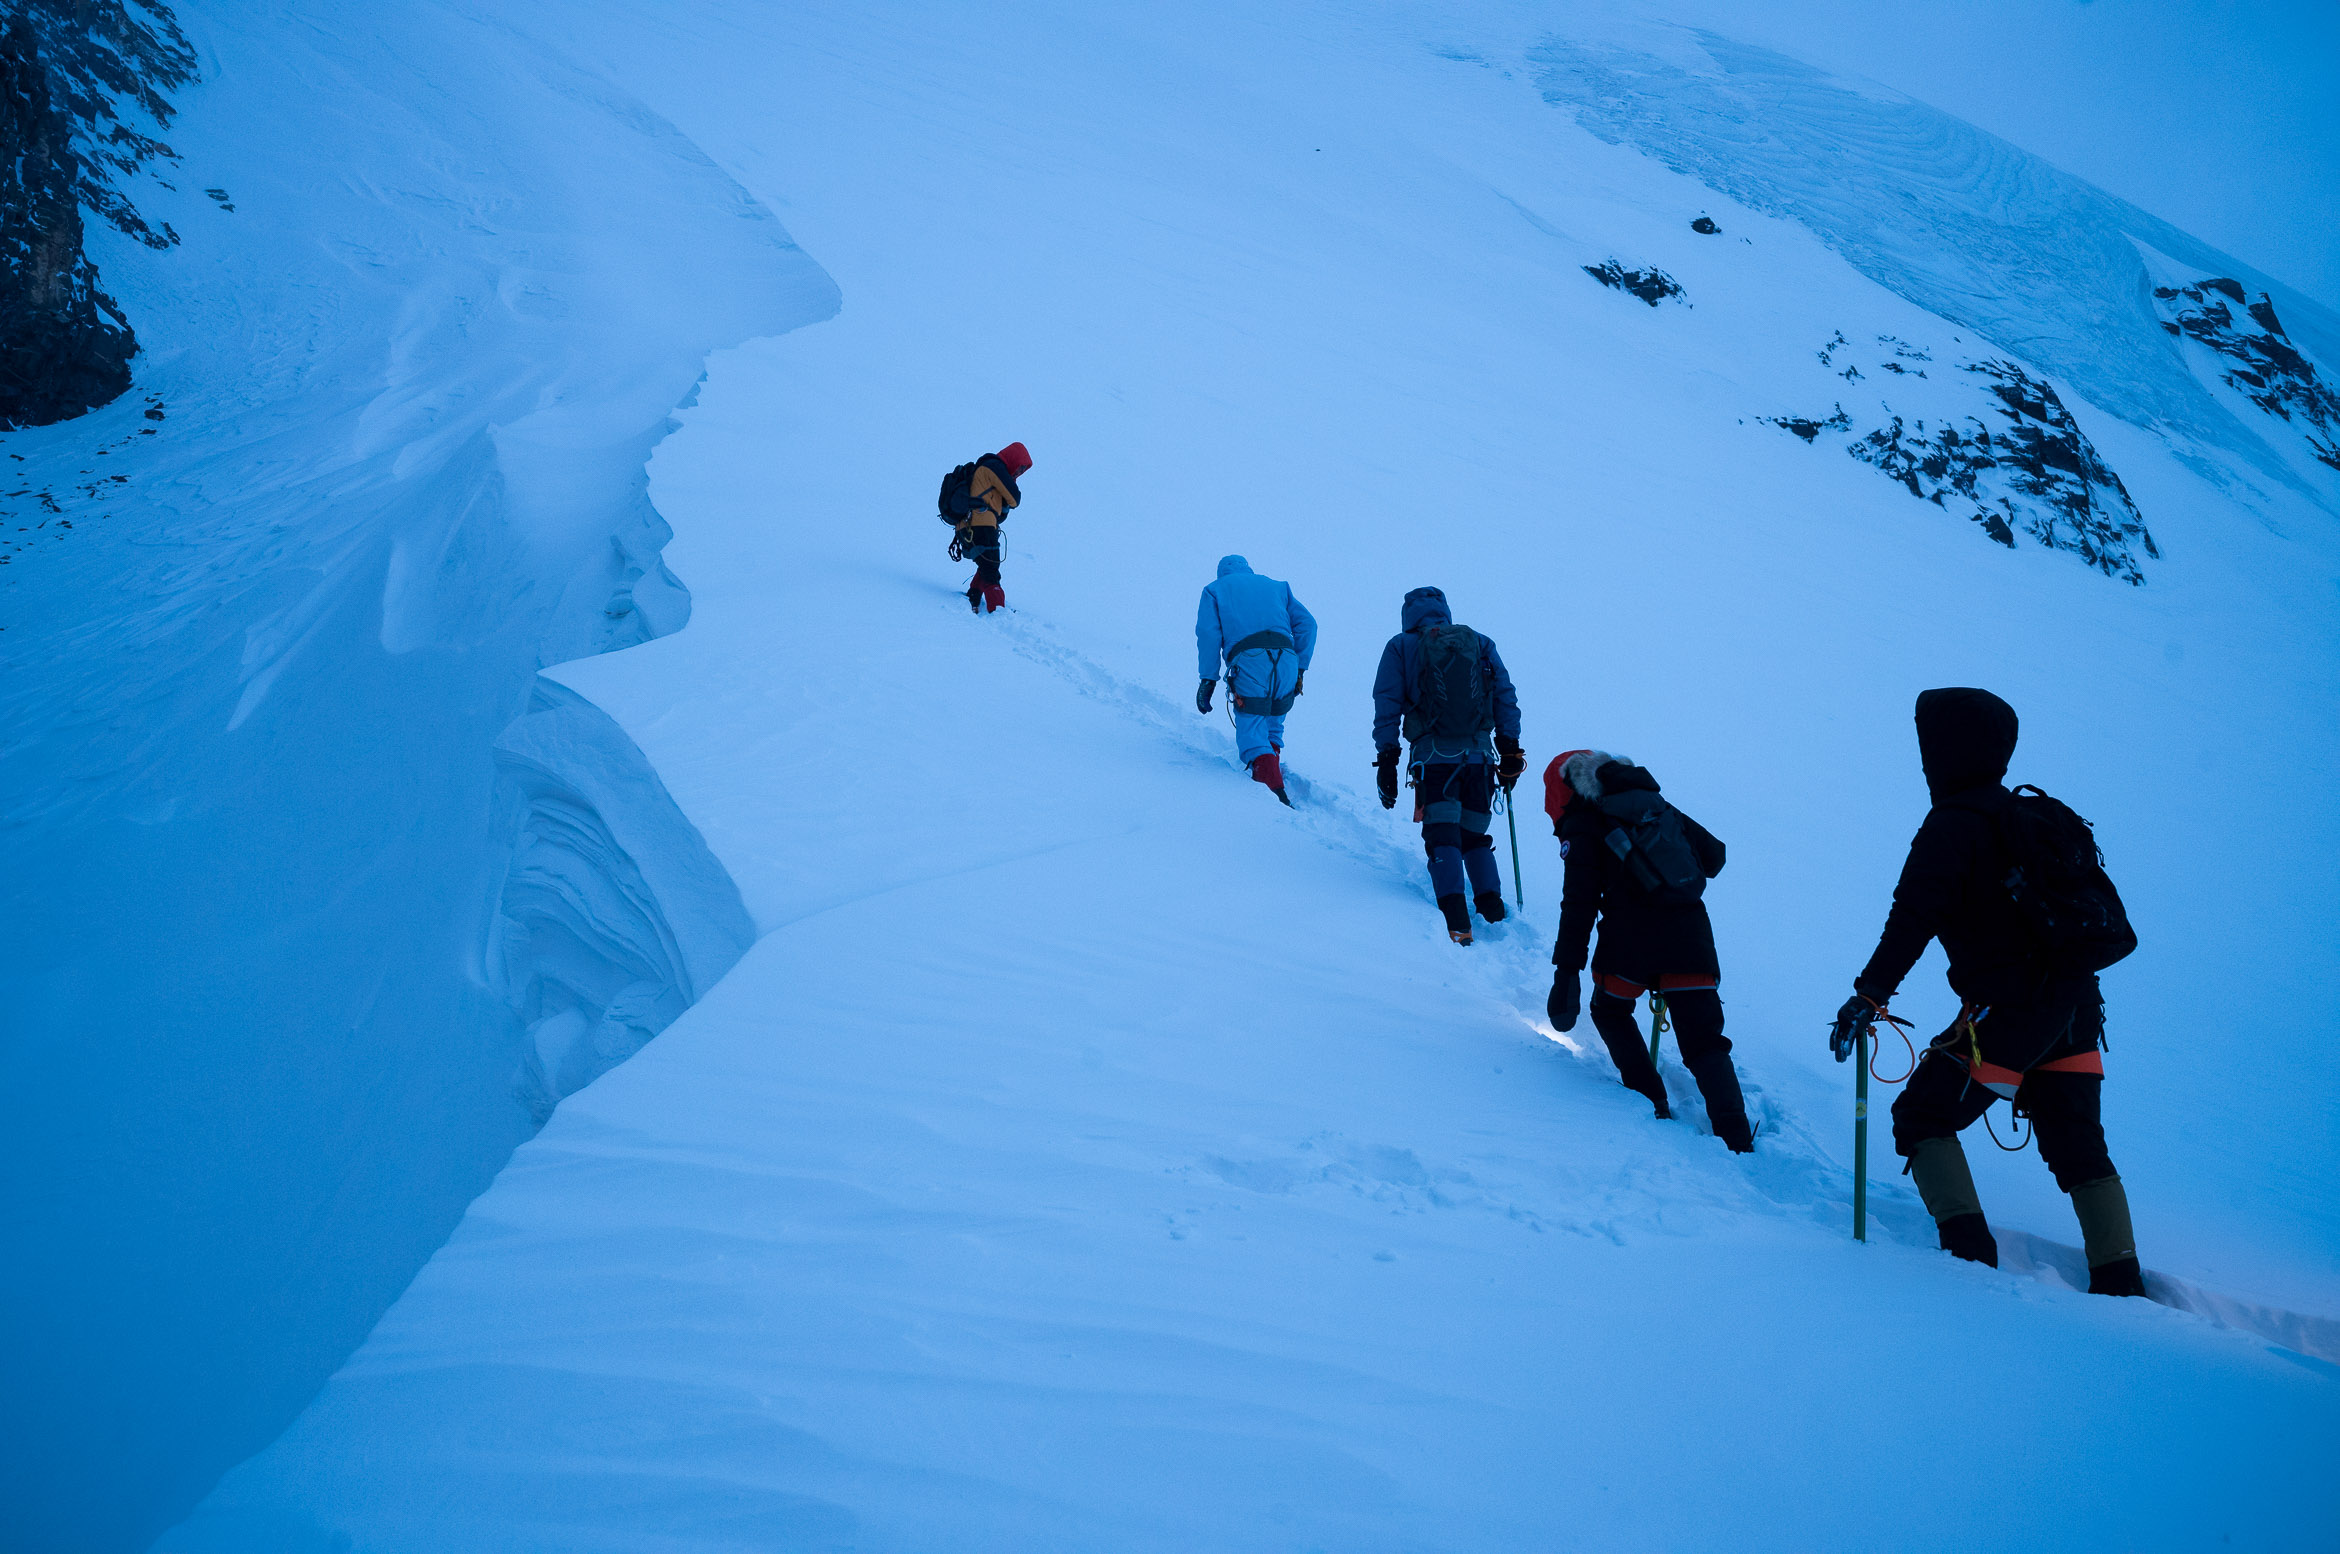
[[1915, 687, 2018, 802]]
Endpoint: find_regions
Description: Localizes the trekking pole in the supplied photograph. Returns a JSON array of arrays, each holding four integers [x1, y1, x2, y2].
[[1647, 993, 1669, 1065], [1504, 788, 1524, 910], [1853, 1027, 1870, 1242]]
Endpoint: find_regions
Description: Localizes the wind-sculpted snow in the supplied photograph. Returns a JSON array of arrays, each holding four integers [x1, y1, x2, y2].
[[1531, 26, 2340, 499], [1763, 337, 2155, 582], [0, 3, 832, 1548], [492, 684, 756, 1118]]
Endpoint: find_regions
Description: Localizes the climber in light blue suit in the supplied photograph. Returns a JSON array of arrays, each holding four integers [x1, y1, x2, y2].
[[1196, 555, 1317, 804]]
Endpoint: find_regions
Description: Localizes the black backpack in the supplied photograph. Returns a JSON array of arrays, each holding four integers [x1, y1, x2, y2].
[[1595, 791, 1709, 905], [1976, 785, 2138, 976], [1403, 623, 1495, 743], [937, 461, 977, 524]]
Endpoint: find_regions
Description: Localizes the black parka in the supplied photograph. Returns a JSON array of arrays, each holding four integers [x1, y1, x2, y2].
[[1552, 764, 1726, 984]]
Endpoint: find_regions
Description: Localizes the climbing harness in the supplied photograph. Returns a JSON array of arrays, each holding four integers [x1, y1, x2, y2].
[[1222, 632, 1299, 716]]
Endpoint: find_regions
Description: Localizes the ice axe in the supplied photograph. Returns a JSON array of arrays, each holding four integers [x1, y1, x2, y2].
[[1830, 995, 1900, 1243]]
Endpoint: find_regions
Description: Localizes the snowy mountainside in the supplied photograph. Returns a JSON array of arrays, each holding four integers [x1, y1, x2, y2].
[[0, 3, 829, 1548], [153, 2, 2340, 1551], [1530, 22, 2340, 505]]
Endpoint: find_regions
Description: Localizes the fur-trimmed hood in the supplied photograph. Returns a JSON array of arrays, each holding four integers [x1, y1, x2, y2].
[[1544, 748, 1662, 832], [1562, 749, 1633, 802]]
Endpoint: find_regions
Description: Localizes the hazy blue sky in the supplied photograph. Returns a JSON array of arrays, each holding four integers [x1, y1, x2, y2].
[[1697, 0, 2340, 310]]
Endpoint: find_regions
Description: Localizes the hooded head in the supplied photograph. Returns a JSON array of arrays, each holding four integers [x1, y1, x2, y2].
[[1216, 555, 1252, 579], [1915, 687, 2018, 802], [1401, 586, 1450, 633], [995, 442, 1033, 478]]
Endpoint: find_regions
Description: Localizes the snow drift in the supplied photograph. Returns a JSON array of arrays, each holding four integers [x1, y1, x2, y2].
[[0, 3, 830, 1547]]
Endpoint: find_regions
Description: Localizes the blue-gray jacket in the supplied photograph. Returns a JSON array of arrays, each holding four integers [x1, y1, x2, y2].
[[1196, 555, 1317, 679], [1371, 586, 1520, 761]]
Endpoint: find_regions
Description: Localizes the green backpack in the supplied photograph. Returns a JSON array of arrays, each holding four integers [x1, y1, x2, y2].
[[1403, 623, 1494, 744]]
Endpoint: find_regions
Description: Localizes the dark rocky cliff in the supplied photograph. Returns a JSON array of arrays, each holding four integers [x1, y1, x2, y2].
[[1, 2, 192, 429]]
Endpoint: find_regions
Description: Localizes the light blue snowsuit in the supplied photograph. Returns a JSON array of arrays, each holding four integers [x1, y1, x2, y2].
[[1196, 555, 1317, 765]]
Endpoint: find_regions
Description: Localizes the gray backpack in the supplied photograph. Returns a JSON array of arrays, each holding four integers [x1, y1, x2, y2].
[[1403, 624, 1495, 744]]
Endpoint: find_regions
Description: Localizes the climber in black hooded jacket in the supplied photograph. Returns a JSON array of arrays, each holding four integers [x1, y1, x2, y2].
[[1834, 687, 2145, 1297]]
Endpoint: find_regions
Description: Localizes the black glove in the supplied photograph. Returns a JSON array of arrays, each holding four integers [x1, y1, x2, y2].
[[1829, 992, 1880, 1063], [1374, 746, 1400, 809], [1548, 971, 1581, 1032], [1196, 679, 1215, 714], [1495, 734, 1525, 792]]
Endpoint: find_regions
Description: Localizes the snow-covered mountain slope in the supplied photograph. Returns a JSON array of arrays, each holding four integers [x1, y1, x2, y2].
[[0, 4, 831, 1548], [126, 0, 2340, 1549]]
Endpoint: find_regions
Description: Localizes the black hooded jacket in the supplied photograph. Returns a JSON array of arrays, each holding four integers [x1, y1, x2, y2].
[[1856, 688, 2084, 1008], [1552, 762, 1726, 983]]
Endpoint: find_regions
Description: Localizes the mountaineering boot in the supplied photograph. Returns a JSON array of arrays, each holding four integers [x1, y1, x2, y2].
[[1438, 893, 1473, 945], [966, 581, 983, 613], [2071, 1175, 2145, 1296], [1936, 1212, 2000, 1267], [1909, 1135, 1998, 1265], [1473, 891, 1507, 923], [1249, 752, 1292, 806], [1680, 1050, 1754, 1153], [982, 583, 1007, 613]]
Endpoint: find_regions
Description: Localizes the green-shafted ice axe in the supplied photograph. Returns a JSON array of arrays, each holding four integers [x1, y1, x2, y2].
[[1647, 993, 1669, 1064], [1830, 996, 1883, 1242], [1504, 789, 1524, 910], [1853, 1027, 1870, 1241]]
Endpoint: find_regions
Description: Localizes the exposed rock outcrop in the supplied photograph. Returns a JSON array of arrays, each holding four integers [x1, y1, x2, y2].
[[1583, 259, 1684, 306], [2153, 276, 2340, 474], [1765, 337, 2155, 584], [0, 3, 193, 429]]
